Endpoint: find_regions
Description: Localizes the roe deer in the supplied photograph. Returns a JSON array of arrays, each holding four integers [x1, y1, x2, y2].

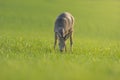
[[54, 12, 74, 52]]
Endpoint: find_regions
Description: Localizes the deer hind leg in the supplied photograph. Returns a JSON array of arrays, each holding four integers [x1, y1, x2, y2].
[[70, 32, 73, 52], [54, 32, 58, 50]]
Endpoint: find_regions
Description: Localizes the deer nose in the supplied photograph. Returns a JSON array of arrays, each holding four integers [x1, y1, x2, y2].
[[60, 50, 63, 52]]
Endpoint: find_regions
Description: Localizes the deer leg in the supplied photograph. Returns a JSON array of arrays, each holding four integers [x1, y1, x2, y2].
[[65, 44, 67, 52], [70, 32, 73, 52], [54, 32, 57, 50]]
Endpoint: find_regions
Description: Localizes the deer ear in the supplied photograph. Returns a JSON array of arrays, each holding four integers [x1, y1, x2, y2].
[[64, 32, 72, 41], [57, 32, 62, 38], [64, 34, 69, 41]]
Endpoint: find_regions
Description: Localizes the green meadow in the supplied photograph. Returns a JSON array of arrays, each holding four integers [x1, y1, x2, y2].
[[0, 0, 120, 80]]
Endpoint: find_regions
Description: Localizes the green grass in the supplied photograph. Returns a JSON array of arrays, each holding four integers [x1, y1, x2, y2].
[[0, 0, 120, 80]]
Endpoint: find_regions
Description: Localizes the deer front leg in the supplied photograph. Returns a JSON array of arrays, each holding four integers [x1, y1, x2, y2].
[[54, 32, 57, 50], [70, 32, 73, 52], [65, 44, 67, 52]]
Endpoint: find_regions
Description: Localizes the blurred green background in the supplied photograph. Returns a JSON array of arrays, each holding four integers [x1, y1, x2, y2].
[[0, 0, 120, 39]]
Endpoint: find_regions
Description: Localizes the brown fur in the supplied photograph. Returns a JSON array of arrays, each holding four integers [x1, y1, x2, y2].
[[54, 12, 74, 52]]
